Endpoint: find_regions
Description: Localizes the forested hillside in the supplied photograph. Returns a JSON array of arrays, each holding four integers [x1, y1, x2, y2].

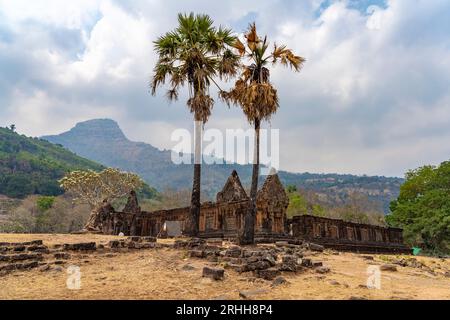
[[0, 127, 104, 198]]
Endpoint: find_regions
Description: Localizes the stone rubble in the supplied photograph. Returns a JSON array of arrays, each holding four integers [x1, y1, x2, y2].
[[202, 267, 225, 280], [0, 237, 332, 280]]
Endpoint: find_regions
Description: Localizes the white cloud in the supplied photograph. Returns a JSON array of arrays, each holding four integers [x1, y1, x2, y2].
[[1, 0, 449, 177]]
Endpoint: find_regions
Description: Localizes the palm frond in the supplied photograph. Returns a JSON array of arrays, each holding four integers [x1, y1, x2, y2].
[[232, 38, 246, 56], [245, 22, 260, 51], [272, 44, 305, 71]]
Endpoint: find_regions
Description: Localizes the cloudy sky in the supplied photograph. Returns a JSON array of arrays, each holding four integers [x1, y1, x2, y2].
[[1, 0, 449, 177]]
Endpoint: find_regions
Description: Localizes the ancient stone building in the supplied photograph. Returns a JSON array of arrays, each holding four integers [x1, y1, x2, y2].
[[98, 170, 410, 253], [101, 171, 289, 239]]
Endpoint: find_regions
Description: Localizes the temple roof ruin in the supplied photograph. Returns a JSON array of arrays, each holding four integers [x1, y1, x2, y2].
[[257, 174, 289, 208], [216, 170, 249, 203]]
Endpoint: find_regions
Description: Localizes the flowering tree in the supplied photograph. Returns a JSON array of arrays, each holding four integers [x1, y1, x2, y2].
[[59, 168, 144, 231]]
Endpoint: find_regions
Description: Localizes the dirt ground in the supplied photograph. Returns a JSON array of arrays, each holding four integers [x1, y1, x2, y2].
[[0, 234, 449, 300]]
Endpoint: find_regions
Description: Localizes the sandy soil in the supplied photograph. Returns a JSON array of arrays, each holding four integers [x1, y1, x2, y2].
[[0, 234, 449, 300]]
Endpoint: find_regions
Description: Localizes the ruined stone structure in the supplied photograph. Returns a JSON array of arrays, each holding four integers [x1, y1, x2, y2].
[[291, 215, 410, 254], [97, 170, 410, 253], [101, 171, 289, 240]]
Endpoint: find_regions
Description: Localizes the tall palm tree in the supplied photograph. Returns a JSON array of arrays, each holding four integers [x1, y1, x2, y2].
[[151, 13, 239, 236], [222, 23, 305, 244]]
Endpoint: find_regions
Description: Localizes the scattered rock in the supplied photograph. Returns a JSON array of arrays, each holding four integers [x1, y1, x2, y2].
[[309, 243, 325, 252], [189, 250, 205, 259], [24, 240, 44, 246], [63, 242, 96, 251], [202, 267, 225, 281], [142, 237, 157, 243], [301, 258, 312, 268], [272, 276, 289, 287], [211, 295, 231, 300], [278, 256, 299, 272], [239, 289, 269, 300], [315, 266, 331, 274], [39, 264, 51, 272], [26, 245, 49, 253], [255, 268, 281, 281], [52, 266, 64, 272], [329, 280, 340, 286], [362, 256, 374, 261], [380, 264, 398, 272], [54, 253, 71, 260], [181, 264, 196, 272], [312, 261, 323, 268], [225, 246, 242, 258], [174, 240, 188, 249], [0, 264, 16, 272], [243, 260, 272, 272], [263, 255, 277, 267], [9, 253, 43, 262], [349, 296, 369, 300], [187, 238, 206, 249], [275, 241, 289, 247], [207, 256, 219, 263], [128, 236, 141, 242], [109, 240, 120, 249]]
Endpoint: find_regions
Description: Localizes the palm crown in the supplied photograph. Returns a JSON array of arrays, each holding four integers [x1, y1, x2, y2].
[[222, 23, 305, 124], [151, 13, 240, 123]]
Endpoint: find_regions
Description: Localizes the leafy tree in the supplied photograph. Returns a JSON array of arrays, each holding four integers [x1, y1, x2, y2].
[[36, 196, 55, 212], [286, 185, 298, 193], [222, 23, 305, 244], [387, 161, 450, 253], [151, 13, 239, 236], [287, 192, 308, 218], [311, 204, 326, 217]]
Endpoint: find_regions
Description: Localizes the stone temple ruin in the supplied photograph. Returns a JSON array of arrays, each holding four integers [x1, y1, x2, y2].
[[98, 171, 410, 254]]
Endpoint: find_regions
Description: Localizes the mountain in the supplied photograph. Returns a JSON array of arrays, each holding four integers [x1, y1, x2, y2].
[[0, 127, 104, 198], [42, 119, 403, 213]]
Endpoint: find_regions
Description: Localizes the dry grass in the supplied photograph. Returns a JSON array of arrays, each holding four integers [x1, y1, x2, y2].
[[0, 234, 449, 300]]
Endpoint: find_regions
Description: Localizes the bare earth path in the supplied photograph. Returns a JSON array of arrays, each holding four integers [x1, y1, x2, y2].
[[0, 234, 449, 300]]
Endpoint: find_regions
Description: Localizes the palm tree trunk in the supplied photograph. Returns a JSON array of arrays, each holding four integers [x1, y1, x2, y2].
[[185, 117, 202, 236], [239, 118, 260, 245]]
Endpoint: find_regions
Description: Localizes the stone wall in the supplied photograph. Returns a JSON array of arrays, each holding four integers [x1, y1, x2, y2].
[[291, 215, 410, 254]]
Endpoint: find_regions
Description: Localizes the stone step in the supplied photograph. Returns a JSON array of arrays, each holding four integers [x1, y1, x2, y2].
[[63, 242, 97, 251], [0, 240, 43, 247], [0, 261, 39, 272], [0, 253, 43, 263]]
